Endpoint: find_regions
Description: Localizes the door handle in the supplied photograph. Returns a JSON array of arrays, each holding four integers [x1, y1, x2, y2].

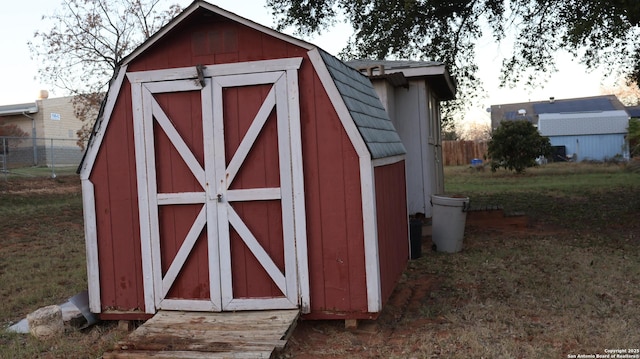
[[217, 194, 222, 203]]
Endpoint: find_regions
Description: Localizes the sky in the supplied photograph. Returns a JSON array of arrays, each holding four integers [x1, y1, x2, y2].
[[0, 0, 613, 126]]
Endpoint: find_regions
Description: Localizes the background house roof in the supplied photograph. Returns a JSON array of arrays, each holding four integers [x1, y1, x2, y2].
[[627, 105, 640, 118], [533, 97, 617, 114], [320, 51, 406, 159], [0, 102, 38, 116], [503, 111, 534, 122], [345, 59, 456, 101], [491, 95, 628, 129], [346, 59, 444, 72]]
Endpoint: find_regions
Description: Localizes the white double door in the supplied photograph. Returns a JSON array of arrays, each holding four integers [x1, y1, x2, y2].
[[129, 60, 308, 313]]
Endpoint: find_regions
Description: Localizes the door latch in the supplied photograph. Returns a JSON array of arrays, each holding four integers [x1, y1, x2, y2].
[[217, 194, 222, 203]]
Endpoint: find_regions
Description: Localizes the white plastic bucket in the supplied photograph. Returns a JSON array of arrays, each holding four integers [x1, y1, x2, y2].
[[431, 194, 469, 253]]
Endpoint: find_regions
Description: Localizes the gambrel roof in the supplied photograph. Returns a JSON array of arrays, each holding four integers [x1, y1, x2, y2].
[[78, 0, 404, 174], [320, 51, 405, 159]]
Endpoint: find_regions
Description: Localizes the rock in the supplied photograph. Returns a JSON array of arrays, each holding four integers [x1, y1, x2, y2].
[[26, 305, 64, 339]]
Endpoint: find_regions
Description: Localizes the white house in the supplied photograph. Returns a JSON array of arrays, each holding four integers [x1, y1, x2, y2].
[[491, 95, 631, 162], [538, 110, 630, 161], [347, 60, 456, 216]]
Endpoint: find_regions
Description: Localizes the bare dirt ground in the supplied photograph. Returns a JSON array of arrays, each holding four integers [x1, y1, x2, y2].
[[278, 201, 640, 359], [279, 215, 556, 359], [281, 269, 442, 358]]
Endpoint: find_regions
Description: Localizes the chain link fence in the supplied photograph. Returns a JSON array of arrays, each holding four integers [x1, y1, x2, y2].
[[1, 136, 86, 180]]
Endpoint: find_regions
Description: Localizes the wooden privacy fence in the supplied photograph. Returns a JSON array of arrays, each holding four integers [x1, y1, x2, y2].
[[442, 140, 488, 166]]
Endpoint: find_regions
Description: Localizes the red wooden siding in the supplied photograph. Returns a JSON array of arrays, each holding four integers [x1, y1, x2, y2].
[[90, 80, 146, 312], [230, 201, 285, 298], [298, 62, 368, 319], [375, 161, 409, 305], [127, 13, 307, 73]]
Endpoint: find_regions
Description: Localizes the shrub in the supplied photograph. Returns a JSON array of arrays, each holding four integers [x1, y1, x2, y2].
[[487, 120, 552, 173]]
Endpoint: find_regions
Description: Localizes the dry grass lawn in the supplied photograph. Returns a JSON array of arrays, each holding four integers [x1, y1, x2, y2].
[[1, 162, 639, 358]]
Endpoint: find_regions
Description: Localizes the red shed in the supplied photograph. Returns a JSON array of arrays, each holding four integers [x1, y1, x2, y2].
[[78, 1, 409, 321]]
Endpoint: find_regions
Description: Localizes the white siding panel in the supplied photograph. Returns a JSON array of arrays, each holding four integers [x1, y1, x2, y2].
[[549, 134, 628, 161], [392, 80, 429, 216], [539, 111, 629, 136]]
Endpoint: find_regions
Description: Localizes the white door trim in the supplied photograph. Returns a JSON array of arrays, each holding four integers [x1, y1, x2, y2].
[[130, 80, 156, 314], [126, 58, 303, 84]]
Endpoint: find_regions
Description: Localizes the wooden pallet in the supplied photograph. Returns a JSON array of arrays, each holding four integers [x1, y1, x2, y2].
[[103, 309, 300, 358]]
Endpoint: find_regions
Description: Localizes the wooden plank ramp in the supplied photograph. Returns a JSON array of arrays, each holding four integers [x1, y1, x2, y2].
[[103, 309, 300, 359]]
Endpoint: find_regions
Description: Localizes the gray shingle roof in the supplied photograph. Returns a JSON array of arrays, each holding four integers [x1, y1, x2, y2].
[[319, 50, 406, 159]]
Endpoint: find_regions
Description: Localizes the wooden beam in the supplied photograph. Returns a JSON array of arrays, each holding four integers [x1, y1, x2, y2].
[[345, 319, 358, 329]]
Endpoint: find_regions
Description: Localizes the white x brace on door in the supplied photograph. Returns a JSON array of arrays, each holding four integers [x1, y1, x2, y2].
[[128, 58, 309, 314]]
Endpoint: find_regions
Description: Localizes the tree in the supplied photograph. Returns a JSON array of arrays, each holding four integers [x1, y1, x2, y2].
[[441, 128, 459, 141], [601, 78, 640, 106], [267, 0, 640, 122], [29, 0, 181, 148], [0, 121, 29, 155], [459, 120, 491, 141], [487, 120, 551, 173], [0, 121, 29, 138]]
